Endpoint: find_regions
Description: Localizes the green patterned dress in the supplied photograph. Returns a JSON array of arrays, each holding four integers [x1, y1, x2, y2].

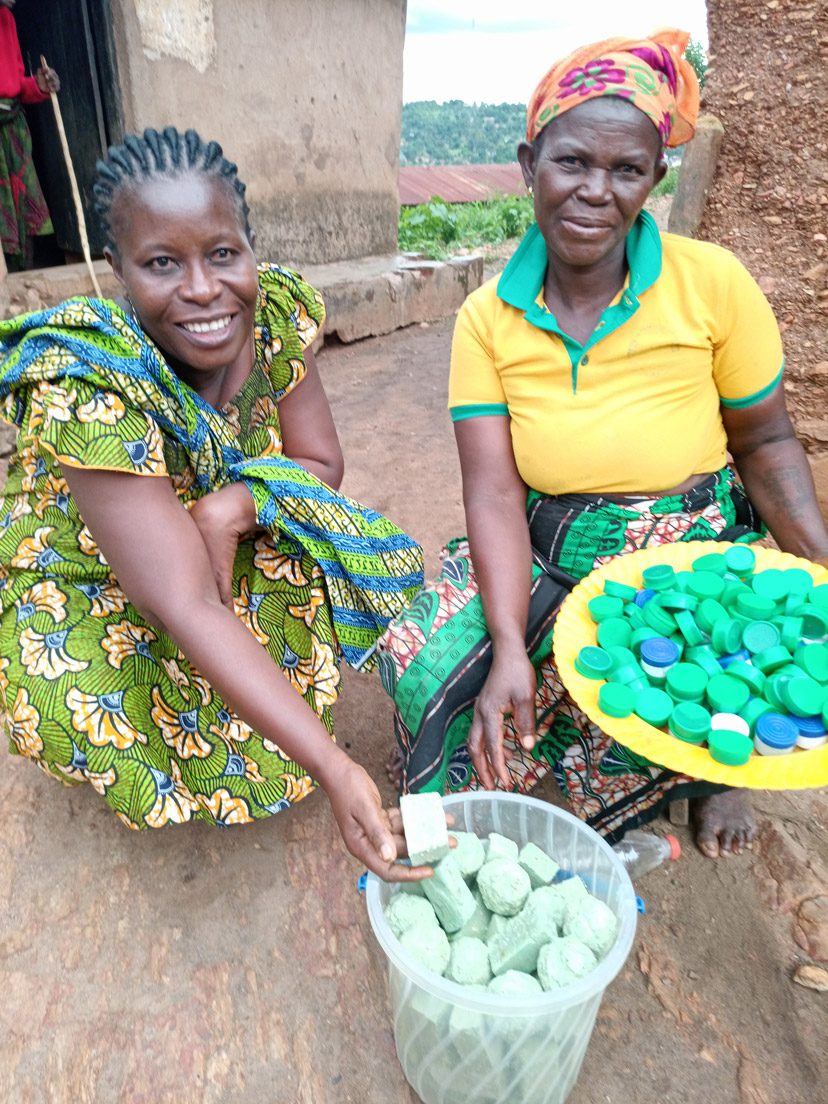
[[0, 266, 345, 828]]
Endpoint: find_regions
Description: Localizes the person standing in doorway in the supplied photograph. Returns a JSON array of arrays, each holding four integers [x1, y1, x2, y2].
[[0, 0, 59, 269]]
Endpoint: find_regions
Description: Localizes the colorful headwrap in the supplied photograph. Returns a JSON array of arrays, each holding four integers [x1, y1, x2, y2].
[[526, 29, 700, 148]]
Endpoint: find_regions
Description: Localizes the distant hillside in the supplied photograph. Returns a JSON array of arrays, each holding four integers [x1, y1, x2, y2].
[[401, 101, 525, 166]]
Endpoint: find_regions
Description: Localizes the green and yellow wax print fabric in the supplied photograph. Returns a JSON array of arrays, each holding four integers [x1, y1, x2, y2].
[[0, 264, 423, 829]]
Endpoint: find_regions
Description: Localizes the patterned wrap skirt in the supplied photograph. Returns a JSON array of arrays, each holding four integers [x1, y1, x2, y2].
[[378, 468, 763, 843], [0, 98, 53, 262]]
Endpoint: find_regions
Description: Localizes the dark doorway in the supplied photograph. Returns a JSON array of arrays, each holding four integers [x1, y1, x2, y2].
[[15, 0, 122, 261]]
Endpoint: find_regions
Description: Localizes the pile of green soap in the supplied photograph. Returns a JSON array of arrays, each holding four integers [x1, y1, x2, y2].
[[576, 545, 828, 765], [384, 829, 618, 993]]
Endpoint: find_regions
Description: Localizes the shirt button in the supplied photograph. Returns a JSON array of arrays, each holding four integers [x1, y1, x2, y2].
[[581, 355, 589, 366]]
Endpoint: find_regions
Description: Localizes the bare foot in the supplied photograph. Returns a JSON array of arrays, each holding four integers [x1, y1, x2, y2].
[[692, 790, 756, 858], [385, 745, 404, 787]]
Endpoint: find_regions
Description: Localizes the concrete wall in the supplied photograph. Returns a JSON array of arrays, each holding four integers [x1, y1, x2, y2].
[[109, 0, 406, 265]]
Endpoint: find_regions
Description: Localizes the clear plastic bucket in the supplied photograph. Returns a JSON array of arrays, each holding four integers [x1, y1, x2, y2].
[[365, 792, 637, 1104]]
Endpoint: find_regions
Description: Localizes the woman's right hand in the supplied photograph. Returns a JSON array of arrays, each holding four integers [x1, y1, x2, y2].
[[467, 645, 537, 790]]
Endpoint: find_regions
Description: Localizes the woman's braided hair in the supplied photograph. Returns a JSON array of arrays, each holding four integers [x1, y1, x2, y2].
[[92, 127, 251, 248]]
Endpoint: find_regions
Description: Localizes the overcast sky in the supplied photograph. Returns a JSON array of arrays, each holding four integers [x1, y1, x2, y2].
[[403, 0, 708, 104]]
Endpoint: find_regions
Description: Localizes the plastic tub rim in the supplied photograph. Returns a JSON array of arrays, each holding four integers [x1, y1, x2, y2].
[[365, 791, 638, 1015]]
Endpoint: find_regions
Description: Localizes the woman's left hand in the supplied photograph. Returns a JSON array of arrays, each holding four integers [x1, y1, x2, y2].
[[36, 65, 60, 95], [189, 483, 259, 609]]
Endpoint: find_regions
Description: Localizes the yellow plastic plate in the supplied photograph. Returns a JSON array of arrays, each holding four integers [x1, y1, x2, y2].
[[553, 541, 828, 789]]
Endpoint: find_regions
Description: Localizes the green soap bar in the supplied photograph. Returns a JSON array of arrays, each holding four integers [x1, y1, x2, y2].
[[421, 852, 478, 933], [555, 875, 590, 923], [781, 674, 825, 718], [706, 673, 750, 714], [708, 729, 753, 765], [518, 842, 560, 888], [659, 590, 698, 612], [697, 598, 729, 634], [450, 888, 491, 942], [487, 887, 564, 976], [810, 583, 828, 610], [642, 564, 675, 591], [669, 701, 711, 743], [666, 662, 708, 702], [751, 569, 790, 603], [736, 591, 777, 621], [487, 912, 510, 943], [487, 970, 543, 997], [725, 659, 767, 695], [449, 831, 487, 881], [399, 923, 451, 976], [724, 545, 756, 576], [794, 643, 828, 684], [446, 936, 492, 986], [741, 697, 775, 734], [742, 620, 780, 655], [711, 618, 743, 655], [635, 686, 674, 727], [588, 595, 625, 623], [687, 572, 725, 600], [642, 600, 677, 635], [400, 792, 451, 865], [780, 617, 805, 653], [685, 645, 724, 679], [597, 617, 632, 649], [631, 627, 661, 655], [575, 646, 614, 679], [476, 859, 531, 917], [753, 644, 793, 674], [384, 893, 440, 939], [563, 895, 619, 959], [487, 832, 519, 861], [599, 682, 635, 718], [537, 936, 598, 991], [604, 579, 637, 601], [799, 604, 828, 639], [675, 610, 704, 646], [692, 552, 728, 576]]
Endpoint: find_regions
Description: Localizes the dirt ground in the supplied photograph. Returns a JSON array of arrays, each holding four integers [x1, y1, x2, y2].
[[1, 281, 827, 1103]]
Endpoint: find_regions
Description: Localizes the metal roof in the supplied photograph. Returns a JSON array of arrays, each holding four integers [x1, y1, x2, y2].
[[398, 163, 525, 206]]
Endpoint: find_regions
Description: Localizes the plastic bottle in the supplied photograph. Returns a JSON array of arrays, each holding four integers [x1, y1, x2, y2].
[[612, 829, 681, 879]]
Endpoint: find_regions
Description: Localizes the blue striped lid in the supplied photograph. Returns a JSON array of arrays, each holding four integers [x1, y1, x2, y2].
[[640, 637, 680, 668], [795, 715, 827, 737], [755, 713, 798, 749], [634, 588, 657, 608]]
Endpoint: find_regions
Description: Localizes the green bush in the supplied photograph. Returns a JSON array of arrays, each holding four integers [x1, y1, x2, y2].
[[651, 165, 679, 199], [398, 194, 535, 260]]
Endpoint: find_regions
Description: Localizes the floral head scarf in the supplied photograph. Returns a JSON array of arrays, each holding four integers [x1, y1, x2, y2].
[[526, 29, 700, 148]]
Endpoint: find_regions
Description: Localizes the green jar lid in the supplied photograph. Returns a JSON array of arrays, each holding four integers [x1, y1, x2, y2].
[[666, 662, 708, 702], [741, 620, 781, 655], [685, 645, 723, 679], [659, 590, 698, 612], [599, 681, 636, 718], [697, 598, 729, 634], [708, 729, 753, 765], [575, 646, 614, 679], [604, 579, 637, 602], [784, 594, 807, 617], [675, 610, 705, 646], [779, 616, 805, 653], [631, 626, 661, 655], [736, 591, 777, 621], [706, 673, 751, 714], [669, 701, 712, 743], [721, 581, 752, 611], [794, 643, 828, 684], [597, 617, 633, 650], [686, 572, 725, 600], [725, 659, 767, 695], [624, 603, 646, 627], [781, 675, 825, 718], [784, 568, 814, 598], [751, 569, 790, 603], [588, 595, 625, 623], [642, 601, 677, 635], [753, 644, 793, 674], [692, 553, 728, 576], [607, 645, 637, 669], [809, 583, 828, 610], [742, 697, 775, 734], [673, 570, 695, 592], [724, 545, 757, 576], [635, 686, 674, 727], [711, 618, 743, 655], [798, 604, 828, 639], [765, 672, 792, 711], [642, 564, 675, 591]]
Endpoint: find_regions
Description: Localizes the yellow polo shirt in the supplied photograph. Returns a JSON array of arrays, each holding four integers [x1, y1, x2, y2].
[[449, 212, 784, 495]]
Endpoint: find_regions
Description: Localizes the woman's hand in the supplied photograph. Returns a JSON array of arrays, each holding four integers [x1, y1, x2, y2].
[[189, 483, 258, 609], [36, 64, 60, 95], [468, 645, 537, 790], [323, 758, 434, 883]]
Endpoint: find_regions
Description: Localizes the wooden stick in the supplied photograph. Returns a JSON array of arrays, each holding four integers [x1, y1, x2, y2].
[[40, 55, 102, 297]]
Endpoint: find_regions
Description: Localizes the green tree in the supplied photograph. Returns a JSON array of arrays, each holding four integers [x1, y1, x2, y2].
[[684, 38, 707, 89]]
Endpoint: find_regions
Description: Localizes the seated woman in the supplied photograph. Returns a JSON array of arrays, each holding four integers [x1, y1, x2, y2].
[[379, 31, 828, 858], [0, 127, 427, 881]]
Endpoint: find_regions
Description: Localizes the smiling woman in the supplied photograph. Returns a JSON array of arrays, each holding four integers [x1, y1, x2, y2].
[[0, 127, 430, 882]]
